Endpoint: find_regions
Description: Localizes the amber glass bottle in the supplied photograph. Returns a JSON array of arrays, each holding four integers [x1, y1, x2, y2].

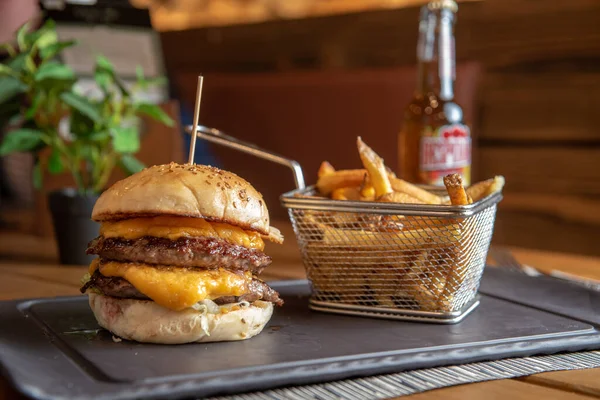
[[398, 0, 471, 186]]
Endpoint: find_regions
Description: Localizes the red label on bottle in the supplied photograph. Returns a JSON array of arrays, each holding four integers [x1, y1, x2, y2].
[[419, 124, 471, 185]]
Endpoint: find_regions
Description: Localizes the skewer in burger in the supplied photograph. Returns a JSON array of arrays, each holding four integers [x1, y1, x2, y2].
[[80, 163, 284, 344]]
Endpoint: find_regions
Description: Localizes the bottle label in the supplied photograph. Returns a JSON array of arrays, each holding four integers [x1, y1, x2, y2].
[[419, 124, 471, 185]]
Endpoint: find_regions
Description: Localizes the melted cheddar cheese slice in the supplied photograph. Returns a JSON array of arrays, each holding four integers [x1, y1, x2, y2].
[[100, 216, 264, 250], [90, 260, 253, 311]]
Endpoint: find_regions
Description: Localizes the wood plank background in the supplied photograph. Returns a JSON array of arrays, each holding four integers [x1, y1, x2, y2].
[[159, 0, 600, 256]]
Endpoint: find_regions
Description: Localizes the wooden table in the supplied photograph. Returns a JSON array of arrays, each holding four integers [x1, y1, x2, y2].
[[1, 223, 599, 400]]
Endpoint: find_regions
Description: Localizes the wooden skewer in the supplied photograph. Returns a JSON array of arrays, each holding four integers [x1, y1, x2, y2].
[[187, 75, 204, 165]]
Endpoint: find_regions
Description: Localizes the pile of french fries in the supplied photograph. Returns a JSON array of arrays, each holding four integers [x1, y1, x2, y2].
[[316, 137, 504, 206], [300, 138, 505, 313]]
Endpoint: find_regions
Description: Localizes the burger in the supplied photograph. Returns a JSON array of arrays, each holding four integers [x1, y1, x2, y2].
[[80, 163, 284, 344]]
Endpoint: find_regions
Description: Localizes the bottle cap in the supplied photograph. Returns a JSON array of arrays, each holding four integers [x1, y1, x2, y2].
[[427, 0, 458, 12]]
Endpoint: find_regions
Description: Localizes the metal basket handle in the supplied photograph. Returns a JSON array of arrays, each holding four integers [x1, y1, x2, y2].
[[185, 124, 305, 190]]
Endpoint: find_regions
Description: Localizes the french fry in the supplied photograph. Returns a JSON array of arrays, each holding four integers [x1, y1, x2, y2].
[[390, 177, 443, 205], [402, 250, 447, 311], [361, 187, 376, 201], [402, 216, 454, 230], [316, 169, 366, 195], [320, 223, 461, 251], [440, 252, 469, 310], [466, 175, 505, 202], [439, 225, 478, 310], [443, 174, 470, 206], [364, 267, 392, 307], [406, 279, 447, 311], [378, 191, 423, 204], [358, 173, 376, 201], [310, 264, 367, 296], [374, 215, 406, 232], [331, 186, 362, 201], [357, 137, 393, 198], [304, 242, 372, 295], [304, 209, 359, 230], [318, 161, 336, 178]]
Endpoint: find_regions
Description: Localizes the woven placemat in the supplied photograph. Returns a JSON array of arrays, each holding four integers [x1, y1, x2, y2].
[[209, 351, 600, 399]]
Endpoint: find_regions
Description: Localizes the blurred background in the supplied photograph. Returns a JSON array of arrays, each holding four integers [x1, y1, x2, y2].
[[1, 0, 599, 260]]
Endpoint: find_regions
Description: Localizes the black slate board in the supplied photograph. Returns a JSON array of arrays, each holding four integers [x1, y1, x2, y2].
[[1, 268, 599, 400]]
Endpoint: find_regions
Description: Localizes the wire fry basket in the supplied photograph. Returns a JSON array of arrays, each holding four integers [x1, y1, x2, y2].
[[188, 125, 502, 323], [282, 188, 500, 323]]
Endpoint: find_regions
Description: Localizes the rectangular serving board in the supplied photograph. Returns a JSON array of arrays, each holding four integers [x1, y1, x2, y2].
[[1, 268, 599, 400]]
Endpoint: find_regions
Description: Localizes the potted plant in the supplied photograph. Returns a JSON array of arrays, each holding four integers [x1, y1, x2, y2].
[[0, 20, 174, 265]]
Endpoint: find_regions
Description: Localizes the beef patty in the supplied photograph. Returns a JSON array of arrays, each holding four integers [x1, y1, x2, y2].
[[81, 270, 283, 306], [87, 236, 271, 274]]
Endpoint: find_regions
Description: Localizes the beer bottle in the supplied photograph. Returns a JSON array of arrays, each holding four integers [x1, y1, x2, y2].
[[398, 0, 471, 186]]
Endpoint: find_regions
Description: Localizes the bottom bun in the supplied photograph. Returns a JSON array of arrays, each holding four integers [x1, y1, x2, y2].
[[88, 293, 273, 344]]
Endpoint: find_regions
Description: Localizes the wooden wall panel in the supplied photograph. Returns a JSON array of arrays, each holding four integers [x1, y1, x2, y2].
[[160, 1, 600, 72], [160, 3, 483, 73], [477, 147, 600, 195], [478, 146, 600, 256], [494, 206, 600, 256], [481, 72, 600, 143]]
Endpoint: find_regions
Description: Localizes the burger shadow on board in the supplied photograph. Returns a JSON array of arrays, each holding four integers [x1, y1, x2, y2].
[[80, 163, 286, 344]]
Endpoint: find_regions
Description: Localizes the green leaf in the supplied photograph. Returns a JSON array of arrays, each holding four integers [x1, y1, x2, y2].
[[135, 66, 149, 89], [0, 43, 16, 57], [0, 76, 27, 104], [32, 161, 42, 190], [60, 92, 101, 123], [119, 154, 145, 175], [35, 61, 74, 81], [112, 126, 140, 153], [25, 53, 36, 73], [8, 53, 27, 72], [78, 142, 92, 160], [145, 76, 168, 86], [0, 64, 19, 78], [94, 69, 112, 92], [88, 131, 110, 141], [136, 66, 144, 82], [28, 20, 57, 50], [24, 91, 43, 120], [96, 55, 114, 73], [37, 75, 76, 93], [48, 148, 64, 174], [114, 77, 130, 97], [136, 103, 174, 127], [95, 55, 129, 96], [40, 40, 76, 60], [69, 109, 95, 137], [137, 73, 168, 88], [95, 55, 114, 91], [16, 21, 31, 51], [0, 128, 44, 155]]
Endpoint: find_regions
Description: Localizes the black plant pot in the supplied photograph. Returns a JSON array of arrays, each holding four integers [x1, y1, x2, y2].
[[48, 189, 99, 266]]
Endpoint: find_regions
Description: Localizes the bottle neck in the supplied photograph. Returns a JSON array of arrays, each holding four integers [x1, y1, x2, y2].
[[416, 7, 456, 101], [416, 9, 435, 96]]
